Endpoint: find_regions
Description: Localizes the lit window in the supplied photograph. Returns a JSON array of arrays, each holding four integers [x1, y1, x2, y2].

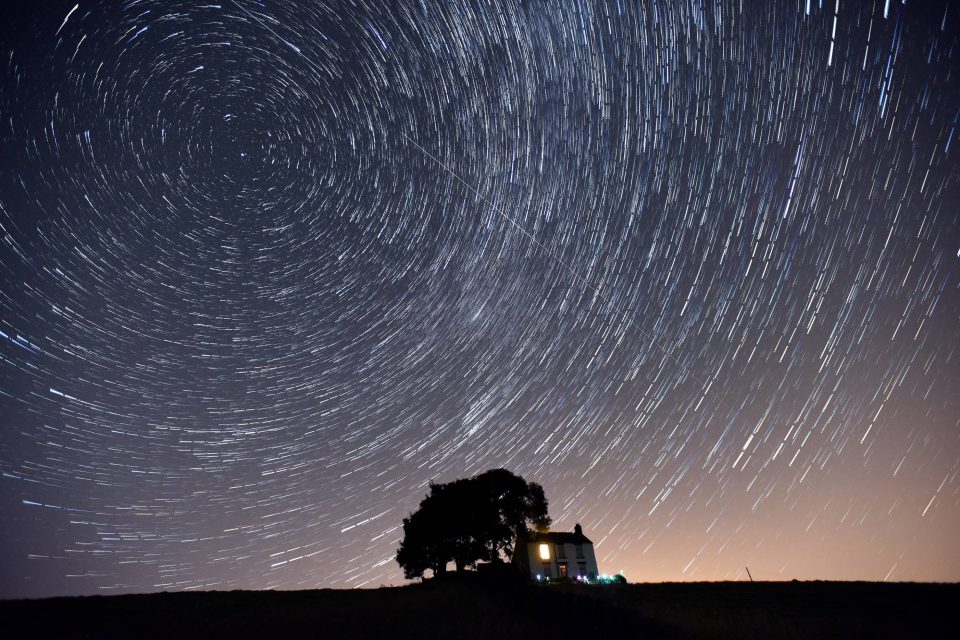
[[539, 543, 550, 560]]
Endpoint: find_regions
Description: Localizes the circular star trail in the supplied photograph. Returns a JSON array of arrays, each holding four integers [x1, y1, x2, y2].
[[0, 0, 958, 597]]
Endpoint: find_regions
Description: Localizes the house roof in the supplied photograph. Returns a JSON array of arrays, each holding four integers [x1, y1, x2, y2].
[[527, 529, 592, 545]]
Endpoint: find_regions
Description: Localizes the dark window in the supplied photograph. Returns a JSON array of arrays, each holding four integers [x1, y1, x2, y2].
[[576, 544, 585, 558], [541, 563, 551, 577], [578, 562, 587, 576], [558, 563, 568, 578], [556, 544, 566, 558]]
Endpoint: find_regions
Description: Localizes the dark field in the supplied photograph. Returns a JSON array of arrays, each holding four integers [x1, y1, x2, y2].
[[3, 580, 956, 639]]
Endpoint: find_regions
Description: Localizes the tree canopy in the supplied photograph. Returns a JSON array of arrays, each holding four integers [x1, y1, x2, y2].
[[395, 469, 550, 579]]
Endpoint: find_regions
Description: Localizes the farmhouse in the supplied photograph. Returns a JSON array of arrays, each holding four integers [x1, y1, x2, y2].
[[514, 523, 599, 581]]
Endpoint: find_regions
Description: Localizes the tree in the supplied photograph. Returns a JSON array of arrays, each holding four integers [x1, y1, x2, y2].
[[395, 469, 551, 579], [472, 468, 550, 561], [395, 502, 446, 579]]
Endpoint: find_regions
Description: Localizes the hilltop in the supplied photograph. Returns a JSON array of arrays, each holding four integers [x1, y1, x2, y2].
[[2, 578, 956, 639]]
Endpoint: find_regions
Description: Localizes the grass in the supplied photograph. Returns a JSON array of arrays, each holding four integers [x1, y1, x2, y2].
[[2, 578, 956, 639], [561, 580, 957, 639]]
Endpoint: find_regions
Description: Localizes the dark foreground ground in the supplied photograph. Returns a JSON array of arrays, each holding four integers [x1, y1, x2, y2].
[[2, 579, 957, 639]]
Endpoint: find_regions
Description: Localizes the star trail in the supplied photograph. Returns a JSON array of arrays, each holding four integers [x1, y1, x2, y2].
[[1, 0, 958, 598]]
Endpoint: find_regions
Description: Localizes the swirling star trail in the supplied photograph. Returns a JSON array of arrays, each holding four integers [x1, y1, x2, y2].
[[1, 0, 958, 597]]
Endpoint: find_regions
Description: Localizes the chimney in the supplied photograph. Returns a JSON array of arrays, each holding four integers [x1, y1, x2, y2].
[[574, 523, 583, 536]]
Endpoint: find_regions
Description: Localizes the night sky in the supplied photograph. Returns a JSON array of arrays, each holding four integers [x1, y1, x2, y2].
[[1, 0, 958, 599]]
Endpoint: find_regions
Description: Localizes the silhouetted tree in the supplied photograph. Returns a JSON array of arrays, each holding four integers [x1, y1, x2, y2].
[[395, 499, 448, 579], [395, 469, 551, 579]]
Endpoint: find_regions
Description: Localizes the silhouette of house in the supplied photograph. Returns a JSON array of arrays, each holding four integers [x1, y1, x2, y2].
[[514, 523, 599, 580]]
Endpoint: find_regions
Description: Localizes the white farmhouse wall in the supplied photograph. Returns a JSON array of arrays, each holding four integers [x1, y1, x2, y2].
[[525, 541, 598, 580]]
